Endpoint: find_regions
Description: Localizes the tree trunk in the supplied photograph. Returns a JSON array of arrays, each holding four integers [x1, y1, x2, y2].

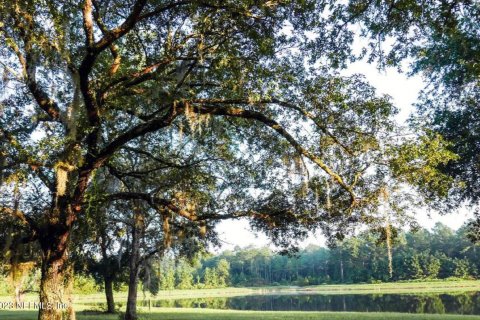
[[340, 259, 344, 283], [35, 164, 86, 320], [104, 277, 115, 313], [125, 266, 140, 320], [124, 205, 143, 320], [65, 263, 76, 320], [14, 285, 22, 307], [37, 214, 74, 320], [100, 228, 116, 314], [385, 222, 393, 279], [38, 251, 69, 320]]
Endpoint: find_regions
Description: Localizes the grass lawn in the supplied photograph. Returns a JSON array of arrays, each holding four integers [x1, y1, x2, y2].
[[74, 287, 257, 303], [301, 279, 480, 295], [2, 308, 480, 320]]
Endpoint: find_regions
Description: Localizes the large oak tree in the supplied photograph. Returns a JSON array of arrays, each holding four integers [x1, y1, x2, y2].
[[0, 1, 455, 319]]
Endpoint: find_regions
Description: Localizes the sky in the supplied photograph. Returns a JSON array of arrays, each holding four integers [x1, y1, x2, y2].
[[214, 59, 475, 252]]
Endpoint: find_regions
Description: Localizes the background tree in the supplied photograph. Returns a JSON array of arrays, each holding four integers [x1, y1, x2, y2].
[[190, 222, 480, 286], [0, 209, 39, 306], [339, 0, 479, 213]]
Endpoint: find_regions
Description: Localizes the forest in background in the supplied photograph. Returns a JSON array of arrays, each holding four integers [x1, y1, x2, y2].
[[3, 222, 478, 297], [171, 222, 480, 289]]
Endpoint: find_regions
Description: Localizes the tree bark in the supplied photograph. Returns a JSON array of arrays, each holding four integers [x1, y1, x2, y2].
[[38, 249, 69, 320], [124, 266, 139, 320], [65, 263, 76, 320], [104, 277, 115, 313], [99, 228, 116, 314], [14, 285, 22, 307], [124, 205, 143, 320], [37, 207, 74, 320]]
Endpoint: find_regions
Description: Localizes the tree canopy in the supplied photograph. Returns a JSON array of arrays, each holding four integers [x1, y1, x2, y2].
[[0, 1, 460, 319], [341, 0, 479, 206]]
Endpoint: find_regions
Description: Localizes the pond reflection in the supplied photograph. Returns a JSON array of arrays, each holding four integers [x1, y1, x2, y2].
[[134, 292, 480, 314]]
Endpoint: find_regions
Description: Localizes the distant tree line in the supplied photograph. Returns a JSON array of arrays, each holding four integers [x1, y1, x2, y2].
[[85, 221, 478, 291], [2, 222, 480, 299], [189, 222, 480, 287]]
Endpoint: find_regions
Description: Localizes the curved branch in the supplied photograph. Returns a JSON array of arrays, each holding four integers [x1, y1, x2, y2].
[[93, 0, 149, 52], [96, 107, 179, 166], [5, 10, 62, 121], [104, 192, 248, 222], [191, 103, 357, 203]]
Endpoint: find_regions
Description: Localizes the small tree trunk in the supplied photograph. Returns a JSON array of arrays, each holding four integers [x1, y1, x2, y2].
[[125, 266, 140, 320], [14, 285, 22, 307], [100, 229, 116, 314], [124, 205, 143, 320], [340, 259, 344, 283], [104, 277, 115, 313]]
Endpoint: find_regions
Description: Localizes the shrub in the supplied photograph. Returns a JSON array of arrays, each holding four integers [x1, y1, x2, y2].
[[74, 275, 101, 294]]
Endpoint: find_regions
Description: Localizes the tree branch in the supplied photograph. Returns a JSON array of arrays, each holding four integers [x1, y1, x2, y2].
[[83, 0, 95, 47], [191, 103, 358, 203], [93, 0, 149, 52], [92, 0, 122, 75], [5, 10, 62, 121], [95, 107, 179, 166]]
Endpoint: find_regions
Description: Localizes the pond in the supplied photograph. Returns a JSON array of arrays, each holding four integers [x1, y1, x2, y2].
[[134, 292, 480, 315]]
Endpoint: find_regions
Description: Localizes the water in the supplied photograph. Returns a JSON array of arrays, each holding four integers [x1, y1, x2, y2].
[[135, 292, 480, 315]]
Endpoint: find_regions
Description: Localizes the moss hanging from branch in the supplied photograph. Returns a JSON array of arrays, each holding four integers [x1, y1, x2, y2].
[[380, 186, 393, 279], [385, 220, 393, 278], [163, 215, 172, 249], [184, 102, 211, 135], [54, 162, 75, 197]]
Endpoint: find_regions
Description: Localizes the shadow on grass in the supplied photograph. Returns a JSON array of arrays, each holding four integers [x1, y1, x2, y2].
[[0, 309, 119, 320], [0, 310, 38, 320], [3, 309, 480, 320]]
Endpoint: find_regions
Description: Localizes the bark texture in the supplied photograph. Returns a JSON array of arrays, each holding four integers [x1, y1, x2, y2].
[[38, 253, 68, 320], [37, 205, 74, 320], [100, 227, 116, 314], [104, 277, 115, 314], [124, 206, 144, 320]]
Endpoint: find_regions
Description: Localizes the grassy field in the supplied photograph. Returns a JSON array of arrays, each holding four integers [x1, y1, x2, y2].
[[2, 280, 480, 319], [75, 286, 257, 303], [301, 279, 480, 294], [1, 308, 480, 320], [77, 279, 480, 302]]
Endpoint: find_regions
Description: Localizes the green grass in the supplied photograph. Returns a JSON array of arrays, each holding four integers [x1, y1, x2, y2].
[[301, 279, 480, 295], [2, 308, 480, 320], [74, 287, 257, 303]]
